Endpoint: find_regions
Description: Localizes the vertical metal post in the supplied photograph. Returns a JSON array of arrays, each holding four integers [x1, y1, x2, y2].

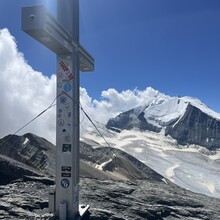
[[56, 0, 80, 219], [22, 2, 93, 219]]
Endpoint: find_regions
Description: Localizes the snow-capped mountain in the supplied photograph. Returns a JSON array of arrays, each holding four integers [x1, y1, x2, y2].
[[1, 88, 220, 219], [106, 88, 220, 150], [81, 88, 220, 198], [83, 127, 220, 198]]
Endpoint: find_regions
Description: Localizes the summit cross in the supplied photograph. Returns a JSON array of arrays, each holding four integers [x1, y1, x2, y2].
[[22, 0, 94, 219]]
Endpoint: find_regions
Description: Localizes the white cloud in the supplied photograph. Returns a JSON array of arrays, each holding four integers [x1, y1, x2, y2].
[[0, 28, 160, 144], [0, 28, 56, 143], [79, 87, 162, 134]]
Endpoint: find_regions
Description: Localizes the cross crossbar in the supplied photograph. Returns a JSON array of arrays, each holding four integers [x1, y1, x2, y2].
[[22, 5, 94, 72]]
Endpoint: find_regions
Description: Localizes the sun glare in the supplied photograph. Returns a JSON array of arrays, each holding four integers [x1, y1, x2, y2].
[[44, 0, 56, 16]]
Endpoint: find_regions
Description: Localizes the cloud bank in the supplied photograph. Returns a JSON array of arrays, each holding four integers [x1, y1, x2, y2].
[[0, 29, 57, 142], [0, 28, 158, 144]]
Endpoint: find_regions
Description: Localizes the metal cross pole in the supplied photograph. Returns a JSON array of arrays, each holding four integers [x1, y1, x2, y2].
[[21, 1, 94, 219]]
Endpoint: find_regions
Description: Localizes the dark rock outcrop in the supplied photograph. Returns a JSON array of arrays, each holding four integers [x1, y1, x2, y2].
[[106, 104, 220, 150], [0, 133, 55, 175], [166, 104, 220, 150], [82, 178, 220, 220], [106, 108, 161, 133], [0, 155, 41, 185], [0, 133, 163, 182], [0, 133, 220, 219], [0, 178, 220, 219], [80, 142, 163, 181]]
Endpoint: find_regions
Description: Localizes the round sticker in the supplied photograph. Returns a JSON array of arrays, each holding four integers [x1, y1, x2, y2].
[[64, 84, 72, 92], [57, 83, 62, 88], [65, 103, 70, 109], [58, 119, 65, 127], [60, 96, 66, 104], [61, 179, 70, 188]]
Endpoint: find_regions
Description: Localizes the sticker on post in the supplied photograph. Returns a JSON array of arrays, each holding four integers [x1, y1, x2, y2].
[[62, 144, 71, 153], [61, 178, 70, 188], [59, 60, 74, 80], [62, 129, 67, 134], [62, 173, 71, 177], [62, 166, 71, 172], [65, 103, 70, 109], [64, 84, 72, 92], [58, 119, 65, 127], [60, 96, 66, 104], [57, 82, 62, 88]]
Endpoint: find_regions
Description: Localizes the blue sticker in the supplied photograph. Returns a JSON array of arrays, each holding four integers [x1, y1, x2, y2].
[[61, 178, 70, 188], [60, 96, 66, 104], [64, 84, 72, 92]]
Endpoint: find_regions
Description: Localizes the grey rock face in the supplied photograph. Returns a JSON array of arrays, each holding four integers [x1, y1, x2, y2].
[[0, 133, 163, 182], [0, 155, 41, 185], [0, 133, 220, 219], [0, 178, 220, 220], [0, 133, 55, 175], [166, 104, 220, 150], [106, 108, 161, 133], [80, 142, 163, 181], [82, 178, 220, 220], [107, 104, 220, 150]]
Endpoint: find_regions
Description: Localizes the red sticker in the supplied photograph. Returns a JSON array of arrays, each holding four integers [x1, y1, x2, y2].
[[59, 60, 74, 80]]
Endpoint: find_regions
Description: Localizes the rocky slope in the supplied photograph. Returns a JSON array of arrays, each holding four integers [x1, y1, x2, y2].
[[0, 133, 220, 219], [0, 133, 55, 176], [0, 177, 220, 219], [0, 133, 163, 182]]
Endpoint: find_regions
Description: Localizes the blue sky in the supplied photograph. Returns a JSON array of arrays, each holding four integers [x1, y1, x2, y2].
[[1, 0, 220, 112]]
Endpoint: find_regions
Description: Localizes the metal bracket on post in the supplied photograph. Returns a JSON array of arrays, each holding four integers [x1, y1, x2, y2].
[[21, 2, 94, 219]]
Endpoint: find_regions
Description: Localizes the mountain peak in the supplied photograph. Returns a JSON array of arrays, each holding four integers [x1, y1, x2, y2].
[[106, 90, 220, 150]]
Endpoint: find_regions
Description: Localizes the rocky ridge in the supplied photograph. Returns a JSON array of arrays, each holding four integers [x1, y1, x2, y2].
[[0, 133, 220, 219], [0, 177, 220, 219]]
